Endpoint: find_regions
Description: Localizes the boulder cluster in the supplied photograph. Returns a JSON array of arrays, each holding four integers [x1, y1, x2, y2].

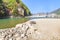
[[0, 24, 29, 40], [0, 21, 37, 40]]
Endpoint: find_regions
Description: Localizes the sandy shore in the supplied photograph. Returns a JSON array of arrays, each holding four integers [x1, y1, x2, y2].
[[27, 18, 60, 40], [30, 18, 60, 29]]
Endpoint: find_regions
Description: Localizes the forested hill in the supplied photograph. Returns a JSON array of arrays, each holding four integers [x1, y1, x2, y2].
[[0, 0, 31, 18]]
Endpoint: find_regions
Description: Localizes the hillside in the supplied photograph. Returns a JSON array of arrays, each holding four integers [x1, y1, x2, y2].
[[0, 0, 31, 18], [51, 8, 60, 15]]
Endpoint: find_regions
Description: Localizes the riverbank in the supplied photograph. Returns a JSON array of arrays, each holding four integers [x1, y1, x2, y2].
[[0, 18, 60, 40]]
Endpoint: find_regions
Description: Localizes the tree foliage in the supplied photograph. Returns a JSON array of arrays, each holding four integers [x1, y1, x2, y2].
[[0, 0, 9, 18], [0, 0, 31, 18]]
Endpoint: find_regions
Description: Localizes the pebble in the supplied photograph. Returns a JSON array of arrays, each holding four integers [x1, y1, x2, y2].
[[0, 23, 32, 40]]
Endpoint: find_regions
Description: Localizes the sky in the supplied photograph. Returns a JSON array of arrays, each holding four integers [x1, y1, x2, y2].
[[22, 0, 60, 14]]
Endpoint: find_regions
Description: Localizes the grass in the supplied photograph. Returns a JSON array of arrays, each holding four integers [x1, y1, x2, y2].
[[0, 18, 28, 29]]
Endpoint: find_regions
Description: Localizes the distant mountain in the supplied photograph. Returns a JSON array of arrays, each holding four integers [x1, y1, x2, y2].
[[51, 8, 60, 15]]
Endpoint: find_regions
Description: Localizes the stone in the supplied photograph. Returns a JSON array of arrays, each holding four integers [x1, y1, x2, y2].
[[13, 33, 20, 38], [16, 37, 21, 40], [30, 21, 36, 24], [21, 34, 25, 38], [0, 38, 4, 40], [9, 38, 13, 40], [15, 24, 22, 28], [0, 22, 34, 40], [4, 36, 9, 40], [8, 34, 12, 38]]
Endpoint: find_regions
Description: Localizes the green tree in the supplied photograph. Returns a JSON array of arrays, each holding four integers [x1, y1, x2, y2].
[[3, 0, 31, 16], [0, 0, 9, 18], [0, 0, 31, 18]]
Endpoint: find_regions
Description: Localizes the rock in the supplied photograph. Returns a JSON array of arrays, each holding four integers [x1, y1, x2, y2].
[[30, 21, 36, 26], [0, 38, 4, 40], [4, 36, 9, 40], [8, 34, 12, 38], [22, 36, 27, 40], [0, 22, 35, 40], [15, 24, 22, 28], [22, 24, 29, 32], [9, 38, 13, 40], [16, 37, 20, 40], [13, 33, 20, 38]]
